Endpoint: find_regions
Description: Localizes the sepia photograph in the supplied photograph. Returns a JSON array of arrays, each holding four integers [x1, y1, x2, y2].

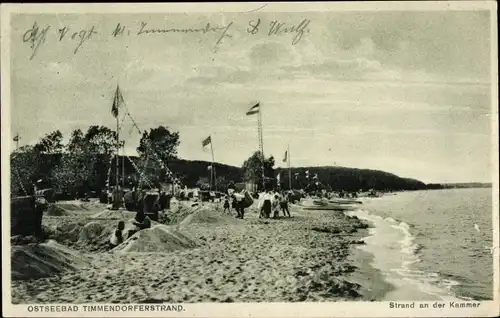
[[1, 2, 498, 317]]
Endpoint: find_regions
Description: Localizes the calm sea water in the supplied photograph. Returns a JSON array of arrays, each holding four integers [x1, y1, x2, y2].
[[357, 188, 494, 300]]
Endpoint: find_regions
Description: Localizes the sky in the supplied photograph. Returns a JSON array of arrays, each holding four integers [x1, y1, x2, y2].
[[9, 9, 495, 184]]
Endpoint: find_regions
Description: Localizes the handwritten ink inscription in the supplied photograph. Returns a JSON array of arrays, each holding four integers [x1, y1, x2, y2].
[[247, 18, 311, 45], [23, 22, 97, 60], [21, 18, 312, 60], [57, 26, 98, 54], [22, 22, 50, 60], [136, 21, 234, 45]]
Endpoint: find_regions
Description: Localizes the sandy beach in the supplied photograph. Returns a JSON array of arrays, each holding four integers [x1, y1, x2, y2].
[[10, 200, 393, 304]]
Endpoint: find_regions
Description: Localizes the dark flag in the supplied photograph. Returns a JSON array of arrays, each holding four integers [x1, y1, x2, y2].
[[111, 85, 124, 118], [202, 135, 211, 147], [246, 102, 260, 115], [283, 150, 287, 163], [13, 135, 19, 142]]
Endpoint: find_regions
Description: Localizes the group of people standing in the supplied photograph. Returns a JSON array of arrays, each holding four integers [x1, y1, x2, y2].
[[222, 190, 292, 220], [259, 191, 291, 219], [223, 191, 251, 219]]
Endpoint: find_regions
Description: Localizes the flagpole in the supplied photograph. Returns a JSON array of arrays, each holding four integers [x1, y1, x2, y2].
[[210, 137, 217, 192], [288, 144, 291, 190], [208, 166, 211, 192], [258, 103, 265, 191], [112, 84, 122, 209], [14, 133, 20, 150], [122, 141, 125, 189], [116, 88, 120, 195]]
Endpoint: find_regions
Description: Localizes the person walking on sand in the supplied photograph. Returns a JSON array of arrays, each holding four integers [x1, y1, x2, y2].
[[232, 193, 247, 219], [261, 191, 273, 218], [280, 192, 291, 217], [109, 220, 125, 249], [258, 192, 265, 218], [238, 203, 246, 219], [272, 194, 281, 219], [223, 195, 231, 214]]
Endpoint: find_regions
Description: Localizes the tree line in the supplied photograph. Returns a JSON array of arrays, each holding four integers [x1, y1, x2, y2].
[[10, 125, 182, 197], [426, 182, 492, 189], [11, 125, 429, 198], [274, 166, 427, 192]]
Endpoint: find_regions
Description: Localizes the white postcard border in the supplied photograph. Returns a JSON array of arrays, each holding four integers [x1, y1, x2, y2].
[[1, 2, 498, 317]]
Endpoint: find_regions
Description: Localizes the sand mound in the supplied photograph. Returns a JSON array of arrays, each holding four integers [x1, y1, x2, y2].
[[54, 201, 88, 211], [45, 204, 70, 216], [78, 221, 113, 244], [114, 224, 197, 253], [42, 223, 82, 246], [11, 235, 42, 245], [163, 203, 199, 224], [179, 205, 238, 227], [92, 209, 136, 219], [11, 240, 90, 280]]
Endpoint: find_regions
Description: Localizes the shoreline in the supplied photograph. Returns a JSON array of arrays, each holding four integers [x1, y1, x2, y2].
[[347, 231, 395, 301], [348, 206, 464, 302], [11, 201, 381, 304]]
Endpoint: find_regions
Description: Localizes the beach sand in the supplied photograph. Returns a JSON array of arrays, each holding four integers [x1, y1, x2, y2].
[[11, 200, 393, 304]]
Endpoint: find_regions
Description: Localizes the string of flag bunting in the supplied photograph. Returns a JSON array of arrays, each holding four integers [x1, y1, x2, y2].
[[13, 164, 28, 196], [104, 110, 128, 189], [125, 155, 155, 189], [11, 151, 33, 196], [106, 85, 184, 191], [122, 102, 184, 188]]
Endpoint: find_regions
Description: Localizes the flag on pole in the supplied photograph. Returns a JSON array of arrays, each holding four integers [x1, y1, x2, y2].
[[13, 135, 19, 142], [283, 151, 287, 163], [207, 165, 212, 170], [246, 102, 260, 115], [111, 85, 124, 118], [202, 136, 211, 147]]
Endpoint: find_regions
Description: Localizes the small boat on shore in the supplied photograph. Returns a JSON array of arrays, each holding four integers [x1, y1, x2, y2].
[[299, 199, 356, 211], [328, 198, 362, 205], [302, 205, 355, 211]]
